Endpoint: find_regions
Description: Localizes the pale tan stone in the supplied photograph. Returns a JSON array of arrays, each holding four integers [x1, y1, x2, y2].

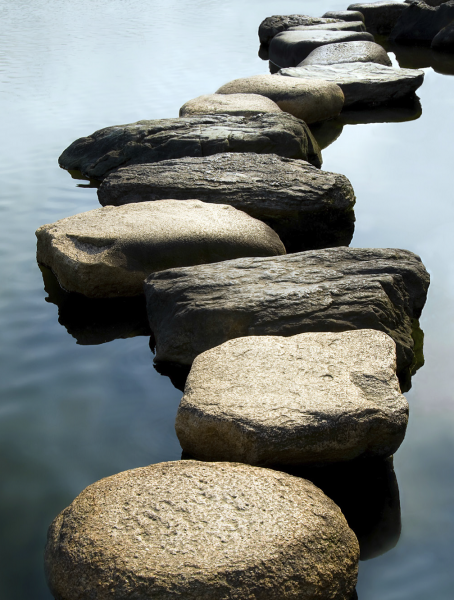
[[45, 460, 359, 600], [179, 93, 282, 117]]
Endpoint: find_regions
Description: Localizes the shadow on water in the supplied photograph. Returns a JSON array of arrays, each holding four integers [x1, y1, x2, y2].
[[40, 265, 151, 345]]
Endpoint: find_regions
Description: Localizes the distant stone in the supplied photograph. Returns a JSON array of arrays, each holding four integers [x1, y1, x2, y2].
[[432, 21, 454, 50], [258, 14, 342, 45], [98, 153, 356, 253], [216, 73, 344, 123], [301, 41, 392, 66], [348, 2, 408, 34], [36, 200, 285, 298], [45, 461, 359, 600], [176, 330, 408, 466], [58, 113, 322, 180], [390, 0, 454, 44], [178, 93, 282, 117], [323, 10, 366, 22], [269, 29, 375, 67], [144, 247, 429, 373], [414, 0, 452, 6], [289, 21, 367, 32], [279, 62, 424, 107]]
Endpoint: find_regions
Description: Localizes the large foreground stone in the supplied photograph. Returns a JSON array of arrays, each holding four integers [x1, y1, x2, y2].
[[323, 10, 366, 22], [269, 30, 375, 67], [301, 41, 392, 66], [36, 200, 285, 298], [348, 2, 408, 34], [216, 74, 344, 123], [390, 0, 454, 44], [258, 15, 342, 45], [176, 330, 408, 466], [98, 153, 356, 253], [144, 247, 429, 373], [45, 461, 359, 600], [432, 21, 454, 49], [58, 113, 322, 180], [279, 62, 424, 107], [179, 93, 282, 117]]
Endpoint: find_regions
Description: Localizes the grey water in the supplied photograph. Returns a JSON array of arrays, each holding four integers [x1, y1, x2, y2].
[[0, 0, 453, 598]]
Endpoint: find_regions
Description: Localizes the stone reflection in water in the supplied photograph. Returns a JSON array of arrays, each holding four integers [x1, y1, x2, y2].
[[153, 356, 191, 392], [385, 42, 454, 76], [282, 457, 401, 562], [66, 169, 100, 189], [40, 265, 151, 345]]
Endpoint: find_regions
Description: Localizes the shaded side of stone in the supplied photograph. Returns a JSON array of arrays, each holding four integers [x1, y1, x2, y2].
[[432, 22, 454, 50], [348, 1, 408, 34], [323, 10, 365, 22], [390, 0, 454, 44]]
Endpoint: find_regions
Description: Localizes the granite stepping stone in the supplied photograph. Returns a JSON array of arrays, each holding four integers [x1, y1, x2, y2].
[[258, 14, 342, 46], [178, 93, 282, 117], [323, 10, 366, 22], [348, 1, 408, 34], [300, 41, 392, 66]]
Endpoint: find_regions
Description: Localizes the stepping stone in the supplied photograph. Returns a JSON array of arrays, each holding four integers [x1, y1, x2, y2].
[[300, 41, 392, 66], [269, 29, 374, 67], [390, 0, 454, 44], [45, 461, 359, 600], [176, 330, 408, 466], [98, 153, 356, 253], [323, 10, 365, 22], [36, 200, 285, 298], [216, 74, 344, 124], [348, 1, 408, 34], [58, 113, 322, 180], [178, 93, 282, 117], [288, 21, 367, 33], [144, 248, 429, 374], [278, 62, 424, 107], [432, 22, 454, 50], [258, 14, 342, 46]]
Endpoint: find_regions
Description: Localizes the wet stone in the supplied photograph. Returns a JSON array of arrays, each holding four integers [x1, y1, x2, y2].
[[258, 14, 342, 45], [58, 113, 322, 180], [269, 29, 375, 67], [36, 200, 285, 298], [176, 330, 409, 466], [45, 461, 360, 600], [98, 153, 356, 253], [178, 93, 282, 117], [144, 247, 429, 374], [300, 41, 392, 66], [432, 22, 454, 50], [348, 1, 408, 34], [279, 62, 424, 107]]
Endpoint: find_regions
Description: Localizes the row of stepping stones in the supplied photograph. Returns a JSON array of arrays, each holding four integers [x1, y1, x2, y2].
[[42, 4, 432, 598]]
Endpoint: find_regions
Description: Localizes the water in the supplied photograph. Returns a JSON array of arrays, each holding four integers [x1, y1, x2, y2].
[[0, 1, 453, 598]]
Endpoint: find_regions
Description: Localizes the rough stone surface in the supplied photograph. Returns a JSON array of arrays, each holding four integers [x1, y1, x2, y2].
[[279, 62, 424, 107], [258, 15, 342, 45], [391, 0, 454, 44], [45, 461, 360, 600], [178, 93, 282, 117], [36, 200, 285, 298], [216, 74, 344, 124], [348, 2, 408, 34], [300, 41, 392, 66], [432, 21, 454, 49], [58, 113, 322, 180], [176, 330, 408, 466], [323, 10, 366, 22], [288, 21, 367, 33], [144, 247, 430, 373], [98, 153, 356, 253], [269, 30, 375, 67]]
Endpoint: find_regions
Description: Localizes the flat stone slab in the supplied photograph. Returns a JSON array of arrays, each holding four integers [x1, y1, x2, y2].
[[278, 62, 424, 107], [176, 330, 408, 466], [289, 21, 367, 33], [269, 30, 375, 67], [216, 74, 344, 124], [390, 0, 454, 44], [301, 41, 392, 66], [323, 10, 366, 22], [98, 153, 355, 253], [179, 93, 282, 117], [58, 113, 322, 180], [144, 247, 430, 374], [348, 2, 408, 34], [36, 200, 285, 298], [258, 15, 342, 45], [45, 461, 359, 600]]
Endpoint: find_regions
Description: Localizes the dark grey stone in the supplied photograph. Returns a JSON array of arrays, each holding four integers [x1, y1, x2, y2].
[[97, 153, 356, 253], [269, 30, 374, 67], [144, 247, 429, 375], [289, 21, 367, 33], [258, 15, 342, 45], [390, 0, 454, 44], [432, 21, 454, 49], [348, 2, 408, 34], [279, 62, 424, 107], [323, 10, 365, 22], [300, 41, 392, 66], [58, 113, 322, 180]]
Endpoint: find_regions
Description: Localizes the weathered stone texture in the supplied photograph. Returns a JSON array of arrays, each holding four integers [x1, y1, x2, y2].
[[390, 0, 454, 44], [301, 41, 392, 66], [348, 2, 408, 34], [258, 15, 342, 45], [323, 10, 366, 22], [179, 93, 282, 117]]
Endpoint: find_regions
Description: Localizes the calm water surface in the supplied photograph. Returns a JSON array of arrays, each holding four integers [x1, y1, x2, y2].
[[0, 1, 453, 598]]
